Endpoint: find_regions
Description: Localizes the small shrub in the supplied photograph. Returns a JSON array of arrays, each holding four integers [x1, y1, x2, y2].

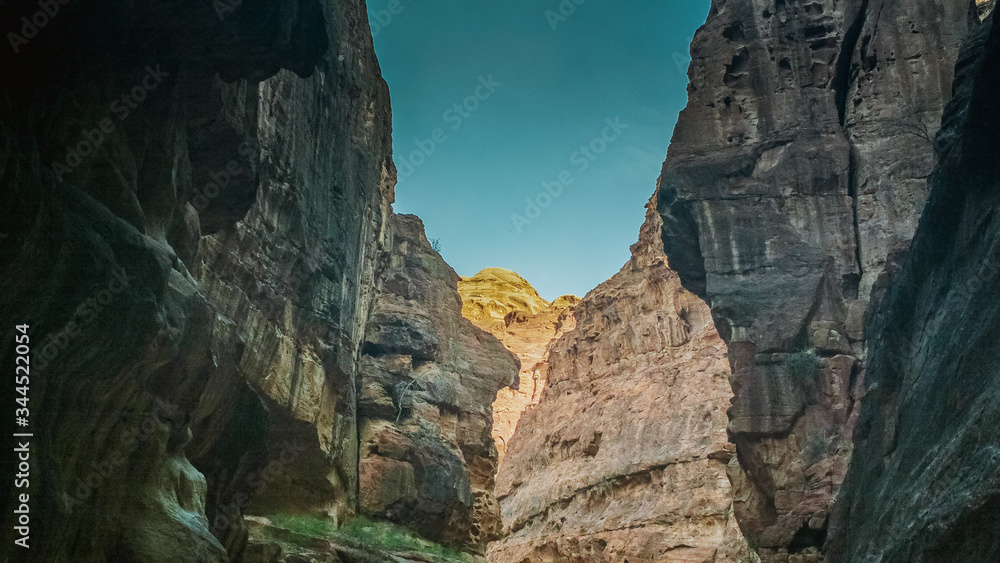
[[430, 238, 442, 253], [592, 479, 614, 498], [714, 369, 735, 386], [802, 430, 836, 465], [393, 379, 417, 422], [786, 350, 822, 380]]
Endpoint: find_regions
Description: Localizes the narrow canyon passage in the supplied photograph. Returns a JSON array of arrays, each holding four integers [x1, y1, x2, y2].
[[3, 0, 1000, 562], [458, 203, 746, 563]]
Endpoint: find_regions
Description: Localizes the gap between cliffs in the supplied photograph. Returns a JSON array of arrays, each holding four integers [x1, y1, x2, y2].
[[456, 202, 749, 563]]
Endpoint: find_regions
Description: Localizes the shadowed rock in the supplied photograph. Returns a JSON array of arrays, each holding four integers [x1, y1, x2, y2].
[[656, 0, 973, 558]]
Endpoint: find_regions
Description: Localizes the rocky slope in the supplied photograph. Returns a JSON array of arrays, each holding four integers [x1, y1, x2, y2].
[[826, 11, 1000, 561], [458, 269, 580, 459], [656, 0, 974, 558], [489, 201, 742, 563], [357, 215, 517, 553], [0, 0, 511, 561]]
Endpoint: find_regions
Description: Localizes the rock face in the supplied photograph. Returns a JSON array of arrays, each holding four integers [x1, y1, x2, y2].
[[0, 0, 508, 560], [458, 269, 580, 459], [826, 11, 1000, 561], [190, 0, 397, 548], [657, 0, 973, 558], [489, 202, 741, 563], [0, 0, 346, 559], [357, 215, 517, 553]]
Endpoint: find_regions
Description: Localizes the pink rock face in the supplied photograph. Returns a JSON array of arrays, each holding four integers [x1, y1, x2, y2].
[[488, 201, 746, 563], [458, 269, 580, 460]]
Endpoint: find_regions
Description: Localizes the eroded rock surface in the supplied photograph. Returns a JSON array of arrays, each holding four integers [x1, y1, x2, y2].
[[0, 0, 517, 560], [489, 202, 741, 563], [458, 268, 554, 331], [657, 0, 972, 558], [0, 0, 351, 559], [357, 216, 518, 554], [190, 2, 399, 552], [827, 12, 1000, 561], [458, 269, 580, 459]]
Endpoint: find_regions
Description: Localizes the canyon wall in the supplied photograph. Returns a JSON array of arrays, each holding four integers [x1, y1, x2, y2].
[[657, 0, 974, 559], [0, 0, 339, 558], [0, 0, 510, 561], [358, 215, 517, 554], [458, 269, 580, 459], [489, 202, 741, 563], [190, 0, 396, 548], [826, 11, 1000, 561]]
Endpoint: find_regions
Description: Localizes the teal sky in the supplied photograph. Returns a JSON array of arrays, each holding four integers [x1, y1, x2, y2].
[[370, 0, 710, 300]]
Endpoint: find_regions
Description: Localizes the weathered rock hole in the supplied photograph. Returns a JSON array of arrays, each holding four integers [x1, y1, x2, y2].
[[723, 22, 747, 43], [803, 2, 824, 16], [775, 0, 788, 21], [810, 38, 838, 51], [811, 62, 831, 87], [789, 520, 827, 552], [804, 24, 833, 39], [724, 48, 751, 86]]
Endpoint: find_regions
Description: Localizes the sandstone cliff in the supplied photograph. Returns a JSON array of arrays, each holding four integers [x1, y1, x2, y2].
[[458, 269, 580, 459], [826, 10, 1000, 561], [489, 202, 741, 563], [357, 215, 517, 554], [0, 0, 511, 561], [656, 0, 974, 558], [0, 0, 346, 558], [190, 0, 396, 547]]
